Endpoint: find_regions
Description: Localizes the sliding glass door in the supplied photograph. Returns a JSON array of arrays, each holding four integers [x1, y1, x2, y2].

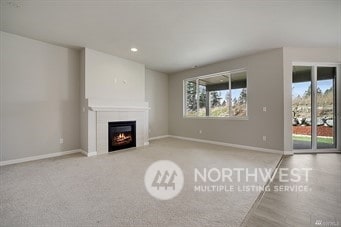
[[292, 64, 338, 151]]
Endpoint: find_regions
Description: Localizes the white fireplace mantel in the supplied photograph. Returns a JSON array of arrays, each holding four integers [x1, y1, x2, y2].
[[89, 106, 150, 112]]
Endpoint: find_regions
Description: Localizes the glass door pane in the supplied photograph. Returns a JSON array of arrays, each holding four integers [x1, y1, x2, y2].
[[292, 66, 312, 149], [316, 66, 337, 149]]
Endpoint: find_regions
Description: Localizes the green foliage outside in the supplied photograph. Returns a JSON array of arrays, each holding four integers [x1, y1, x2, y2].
[[186, 80, 247, 117], [292, 135, 333, 144], [292, 84, 334, 119]]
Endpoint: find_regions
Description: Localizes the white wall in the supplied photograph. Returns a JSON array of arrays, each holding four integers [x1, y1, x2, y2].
[[145, 69, 169, 138], [0, 31, 80, 161], [169, 49, 284, 151], [4, 32, 336, 161], [80, 48, 148, 154], [81, 49, 170, 151], [168, 47, 340, 152], [84, 48, 145, 102]]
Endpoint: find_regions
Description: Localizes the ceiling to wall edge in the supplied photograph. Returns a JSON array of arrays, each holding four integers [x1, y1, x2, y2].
[[1, 30, 289, 75]]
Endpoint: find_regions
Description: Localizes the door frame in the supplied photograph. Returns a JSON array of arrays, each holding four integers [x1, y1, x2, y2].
[[292, 62, 340, 153]]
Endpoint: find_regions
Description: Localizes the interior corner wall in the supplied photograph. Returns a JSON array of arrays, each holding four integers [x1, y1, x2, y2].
[[168, 48, 284, 151], [283, 47, 341, 152], [80, 49, 88, 152], [145, 69, 169, 138], [0, 31, 81, 161]]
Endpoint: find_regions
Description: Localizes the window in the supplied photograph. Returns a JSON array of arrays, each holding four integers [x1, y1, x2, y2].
[[184, 70, 247, 118]]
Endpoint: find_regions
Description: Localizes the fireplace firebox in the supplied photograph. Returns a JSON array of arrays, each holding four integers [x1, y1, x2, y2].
[[108, 121, 136, 152]]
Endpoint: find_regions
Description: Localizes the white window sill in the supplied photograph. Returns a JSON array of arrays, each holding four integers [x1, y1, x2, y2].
[[183, 116, 249, 120]]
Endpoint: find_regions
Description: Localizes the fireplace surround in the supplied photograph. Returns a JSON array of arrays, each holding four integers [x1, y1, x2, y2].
[[108, 121, 136, 152], [85, 100, 149, 156]]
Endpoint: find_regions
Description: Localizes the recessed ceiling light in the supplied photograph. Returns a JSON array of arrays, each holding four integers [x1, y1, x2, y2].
[[130, 47, 138, 52]]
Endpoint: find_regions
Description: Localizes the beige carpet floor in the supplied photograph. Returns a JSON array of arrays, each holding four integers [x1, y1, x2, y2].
[[0, 138, 281, 227]]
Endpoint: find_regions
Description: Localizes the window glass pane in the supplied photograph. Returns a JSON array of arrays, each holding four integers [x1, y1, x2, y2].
[[204, 75, 229, 117], [198, 80, 207, 117], [209, 90, 228, 117], [231, 72, 247, 117], [185, 80, 197, 116], [183, 70, 247, 118]]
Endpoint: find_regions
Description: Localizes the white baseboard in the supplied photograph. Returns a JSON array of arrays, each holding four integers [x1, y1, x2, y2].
[[87, 151, 97, 157], [80, 150, 97, 157], [0, 136, 283, 166], [149, 135, 170, 141], [168, 135, 283, 154], [0, 149, 83, 166], [284, 150, 294, 155], [144, 142, 150, 146]]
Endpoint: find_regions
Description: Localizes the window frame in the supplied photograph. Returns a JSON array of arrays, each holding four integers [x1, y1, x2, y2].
[[183, 68, 248, 120]]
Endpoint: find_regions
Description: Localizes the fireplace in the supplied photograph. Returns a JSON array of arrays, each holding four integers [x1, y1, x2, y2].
[[108, 121, 136, 152]]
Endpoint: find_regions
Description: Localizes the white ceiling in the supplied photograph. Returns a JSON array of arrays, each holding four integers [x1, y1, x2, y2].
[[1, 0, 340, 74]]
